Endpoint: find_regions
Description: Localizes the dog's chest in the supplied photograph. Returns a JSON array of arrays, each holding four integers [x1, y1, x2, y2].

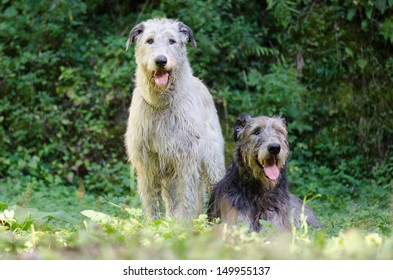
[[236, 186, 291, 231], [142, 107, 202, 158]]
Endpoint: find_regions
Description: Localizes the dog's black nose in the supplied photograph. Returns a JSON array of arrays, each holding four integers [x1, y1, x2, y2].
[[268, 143, 281, 155], [155, 55, 167, 68]]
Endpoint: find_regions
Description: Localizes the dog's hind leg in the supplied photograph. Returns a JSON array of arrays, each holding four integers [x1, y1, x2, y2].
[[203, 138, 225, 190], [289, 193, 322, 228]]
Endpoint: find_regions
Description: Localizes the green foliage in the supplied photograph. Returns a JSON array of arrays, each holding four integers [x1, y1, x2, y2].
[[0, 0, 132, 193], [1, 0, 392, 180], [0, 205, 79, 231], [1, 204, 392, 260]]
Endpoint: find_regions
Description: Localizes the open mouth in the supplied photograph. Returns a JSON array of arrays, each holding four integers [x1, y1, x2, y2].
[[256, 157, 280, 181], [153, 70, 171, 86]]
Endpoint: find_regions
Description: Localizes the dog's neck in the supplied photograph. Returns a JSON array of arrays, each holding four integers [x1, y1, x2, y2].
[[235, 159, 289, 209]]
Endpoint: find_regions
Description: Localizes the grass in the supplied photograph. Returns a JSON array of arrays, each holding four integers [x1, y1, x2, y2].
[[0, 161, 392, 260]]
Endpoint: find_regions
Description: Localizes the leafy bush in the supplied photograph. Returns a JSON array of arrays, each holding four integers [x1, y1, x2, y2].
[[0, 0, 132, 192]]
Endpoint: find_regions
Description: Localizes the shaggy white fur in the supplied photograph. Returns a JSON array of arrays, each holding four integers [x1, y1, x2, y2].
[[125, 19, 225, 221]]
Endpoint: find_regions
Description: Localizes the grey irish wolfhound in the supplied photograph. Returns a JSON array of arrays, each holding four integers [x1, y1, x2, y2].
[[208, 114, 322, 231], [125, 18, 225, 221]]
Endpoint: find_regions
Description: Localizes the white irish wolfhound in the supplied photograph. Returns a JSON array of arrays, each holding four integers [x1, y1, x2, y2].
[[125, 18, 225, 221]]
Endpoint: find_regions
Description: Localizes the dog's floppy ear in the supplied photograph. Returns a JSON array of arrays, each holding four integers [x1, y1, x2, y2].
[[126, 23, 144, 51], [233, 113, 251, 141], [178, 22, 197, 49]]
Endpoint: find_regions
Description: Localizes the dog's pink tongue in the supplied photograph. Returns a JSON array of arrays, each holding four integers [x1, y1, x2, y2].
[[264, 159, 280, 180], [154, 72, 169, 86]]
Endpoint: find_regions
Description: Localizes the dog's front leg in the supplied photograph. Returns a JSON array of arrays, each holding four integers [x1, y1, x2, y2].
[[164, 171, 200, 222], [220, 199, 238, 226], [137, 170, 162, 220]]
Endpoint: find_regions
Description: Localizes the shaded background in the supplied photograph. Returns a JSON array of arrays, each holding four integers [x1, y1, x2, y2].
[[1, 0, 392, 235]]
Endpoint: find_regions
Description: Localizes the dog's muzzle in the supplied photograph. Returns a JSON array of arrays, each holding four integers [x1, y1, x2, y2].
[[257, 142, 281, 181], [153, 55, 170, 86]]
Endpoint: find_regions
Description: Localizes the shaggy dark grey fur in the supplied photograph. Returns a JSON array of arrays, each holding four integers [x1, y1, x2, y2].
[[207, 114, 322, 232]]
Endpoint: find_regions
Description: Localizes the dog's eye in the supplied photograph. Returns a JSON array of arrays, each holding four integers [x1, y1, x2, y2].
[[169, 39, 176, 45], [252, 128, 261, 135], [146, 38, 154, 44]]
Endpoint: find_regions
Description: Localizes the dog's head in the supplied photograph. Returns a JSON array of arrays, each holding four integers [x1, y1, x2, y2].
[[234, 114, 289, 189], [126, 18, 197, 89]]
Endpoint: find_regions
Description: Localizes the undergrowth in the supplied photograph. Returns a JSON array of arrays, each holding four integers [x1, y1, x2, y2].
[[1, 160, 392, 260], [0, 201, 392, 260]]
